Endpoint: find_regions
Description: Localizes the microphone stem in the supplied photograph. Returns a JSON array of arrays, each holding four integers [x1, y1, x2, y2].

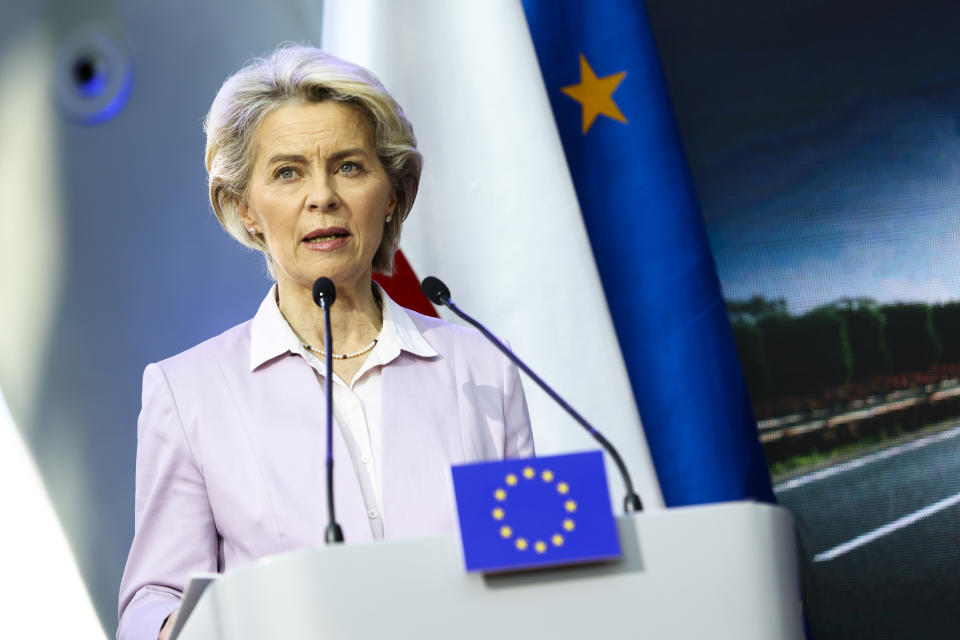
[[323, 301, 344, 542], [442, 299, 643, 513]]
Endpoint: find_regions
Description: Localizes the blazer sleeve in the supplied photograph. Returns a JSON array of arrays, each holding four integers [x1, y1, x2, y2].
[[117, 363, 218, 640], [502, 352, 535, 458]]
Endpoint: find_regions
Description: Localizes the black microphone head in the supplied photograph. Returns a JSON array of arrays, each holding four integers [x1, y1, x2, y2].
[[421, 276, 451, 305], [312, 277, 336, 308]]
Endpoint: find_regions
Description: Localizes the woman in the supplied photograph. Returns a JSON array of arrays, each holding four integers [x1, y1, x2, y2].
[[117, 45, 534, 640]]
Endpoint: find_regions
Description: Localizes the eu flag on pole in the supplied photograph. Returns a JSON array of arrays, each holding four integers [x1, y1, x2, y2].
[[522, 0, 775, 507], [451, 451, 620, 573]]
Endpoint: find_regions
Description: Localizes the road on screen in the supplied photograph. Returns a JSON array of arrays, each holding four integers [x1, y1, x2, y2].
[[775, 421, 960, 639]]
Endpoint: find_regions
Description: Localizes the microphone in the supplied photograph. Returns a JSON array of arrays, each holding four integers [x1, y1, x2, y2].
[[421, 276, 643, 513], [312, 277, 345, 543], [312, 276, 337, 308], [420, 276, 450, 304]]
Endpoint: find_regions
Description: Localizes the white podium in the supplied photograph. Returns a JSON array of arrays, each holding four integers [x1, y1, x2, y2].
[[176, 501, 803, 640]]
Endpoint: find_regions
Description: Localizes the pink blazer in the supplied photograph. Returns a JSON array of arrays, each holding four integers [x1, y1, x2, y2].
[[117, 307, 533, 640]]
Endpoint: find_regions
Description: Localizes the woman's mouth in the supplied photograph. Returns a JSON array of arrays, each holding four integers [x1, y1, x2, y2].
[[303, 227, 350, 250]]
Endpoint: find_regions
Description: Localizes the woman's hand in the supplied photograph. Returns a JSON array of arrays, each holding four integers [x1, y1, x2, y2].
[[158, 609, 179, 640]]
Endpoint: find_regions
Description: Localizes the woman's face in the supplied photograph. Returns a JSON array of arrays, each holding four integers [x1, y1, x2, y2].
[[239, 101, 397, 295]]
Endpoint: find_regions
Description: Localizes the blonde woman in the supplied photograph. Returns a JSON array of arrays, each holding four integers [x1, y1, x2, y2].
[[117, 45, 533, 640]]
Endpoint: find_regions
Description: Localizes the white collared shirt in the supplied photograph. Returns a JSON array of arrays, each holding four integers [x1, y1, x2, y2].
[[248, 284, 437, 539]]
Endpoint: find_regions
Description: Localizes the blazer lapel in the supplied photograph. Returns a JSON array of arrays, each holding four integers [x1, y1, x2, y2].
[[242, 355, 374, 545]]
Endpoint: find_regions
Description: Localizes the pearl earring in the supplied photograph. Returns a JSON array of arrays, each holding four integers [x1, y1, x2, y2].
[[385, 215, 393, 223]]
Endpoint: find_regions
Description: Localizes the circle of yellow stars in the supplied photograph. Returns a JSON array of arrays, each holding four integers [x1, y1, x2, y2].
[[491, 466, 577, 555]]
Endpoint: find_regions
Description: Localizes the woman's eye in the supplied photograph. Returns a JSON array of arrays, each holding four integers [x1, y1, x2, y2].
[[339, 161, 361, 174], [275, 166, 297, 180]]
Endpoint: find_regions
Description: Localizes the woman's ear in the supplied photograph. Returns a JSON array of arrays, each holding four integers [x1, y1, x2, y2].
[[237, 199, 255, 228], [386, 188, 398, 216], [236, 199, 262, 237]]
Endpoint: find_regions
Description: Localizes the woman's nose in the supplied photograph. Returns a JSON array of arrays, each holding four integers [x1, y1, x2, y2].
[[306, 173, 340, 212]]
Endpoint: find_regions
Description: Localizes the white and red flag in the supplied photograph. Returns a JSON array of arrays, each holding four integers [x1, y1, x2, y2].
[[322, 0, 664, 509]]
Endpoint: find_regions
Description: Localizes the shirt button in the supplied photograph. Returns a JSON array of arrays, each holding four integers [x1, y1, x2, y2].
[[361, 454, 371, 463], [368, 509, 378, 519]]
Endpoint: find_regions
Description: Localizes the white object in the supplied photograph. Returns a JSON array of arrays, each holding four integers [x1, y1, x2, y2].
[[174, 502, 803, 640], [0, 387, 105, 639], [167, 573, 219, 640]]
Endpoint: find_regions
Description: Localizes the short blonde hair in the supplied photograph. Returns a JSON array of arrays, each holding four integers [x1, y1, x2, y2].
[[204, 45, 422, 276]]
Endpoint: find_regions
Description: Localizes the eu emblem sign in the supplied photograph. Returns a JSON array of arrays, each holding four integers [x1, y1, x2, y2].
[[451, 450, 621, 572]]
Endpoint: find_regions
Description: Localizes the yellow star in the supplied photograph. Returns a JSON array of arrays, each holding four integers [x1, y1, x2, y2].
[[523, 467, 536, 479], [505, 473, 518, 486], [563, 519, 575, 531], [492, 507, 505, 520], [494, 488, 506, 501], [561, 54, 628, 134], [500, 525, 513, 538], [534, 540, 547, 554], [516, 538, 528, 551]]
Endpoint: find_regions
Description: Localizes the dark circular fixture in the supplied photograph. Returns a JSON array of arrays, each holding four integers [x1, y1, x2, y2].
[[56, 26, 133, 125]]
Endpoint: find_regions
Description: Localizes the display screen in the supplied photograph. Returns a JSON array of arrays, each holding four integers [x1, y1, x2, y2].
[[647, 0, 960, 636]]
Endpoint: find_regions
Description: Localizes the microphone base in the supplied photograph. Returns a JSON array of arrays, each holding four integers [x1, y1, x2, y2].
[[624, 493, 644, 513], [324, 523, 345, 544]]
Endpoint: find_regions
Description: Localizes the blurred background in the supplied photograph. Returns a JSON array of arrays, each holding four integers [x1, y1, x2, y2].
[[647, 0, 960, 637], [0, 1, 323, 636], [2, 1, 959, 638]]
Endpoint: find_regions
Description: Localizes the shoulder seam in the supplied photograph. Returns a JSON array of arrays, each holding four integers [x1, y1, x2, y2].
[[150, 362, 205, 474]]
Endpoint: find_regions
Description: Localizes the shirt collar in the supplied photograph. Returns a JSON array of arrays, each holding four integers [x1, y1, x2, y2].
[[375, 282, 438, 363], [249, 283, 437, 371]]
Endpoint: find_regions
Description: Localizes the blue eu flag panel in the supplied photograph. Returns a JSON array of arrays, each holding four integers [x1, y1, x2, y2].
[[451, 450, 621, 573]]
